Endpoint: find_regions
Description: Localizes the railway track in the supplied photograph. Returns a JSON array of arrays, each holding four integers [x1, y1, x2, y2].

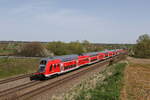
[[0, 54, 125, 100], [0, 81, 43, 98], [0, 73, 32, 85]]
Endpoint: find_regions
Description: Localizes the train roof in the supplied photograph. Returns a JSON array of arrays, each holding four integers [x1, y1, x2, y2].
[[40, 49, 120, 62], [82, 52, 99, 56], [41, 54, 78, 62], [100, 51, 109, 53], [100, 49, 117, 53]]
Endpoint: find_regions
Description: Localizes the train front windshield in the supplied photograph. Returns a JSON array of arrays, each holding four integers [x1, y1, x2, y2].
[[38, 60, 47, 72]]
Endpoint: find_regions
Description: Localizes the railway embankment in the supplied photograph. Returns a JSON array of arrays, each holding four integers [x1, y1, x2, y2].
[[51, 61, 127, 100]]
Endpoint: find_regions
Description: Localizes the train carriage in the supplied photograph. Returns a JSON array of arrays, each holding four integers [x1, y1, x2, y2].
[[82, 52, 99, 64]]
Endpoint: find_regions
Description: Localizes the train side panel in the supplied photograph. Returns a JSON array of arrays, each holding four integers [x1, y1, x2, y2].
[[63, 60, 77, 71], [45, 59, 61, 77], [98, 53, 105, 60], [89, 56, 98, 63]]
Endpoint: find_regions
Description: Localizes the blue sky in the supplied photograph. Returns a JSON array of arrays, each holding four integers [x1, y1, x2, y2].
[[0, 0, 150, 43]]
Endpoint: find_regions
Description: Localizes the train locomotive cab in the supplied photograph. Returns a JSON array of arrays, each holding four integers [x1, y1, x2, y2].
[[30, 59, 47, 81]]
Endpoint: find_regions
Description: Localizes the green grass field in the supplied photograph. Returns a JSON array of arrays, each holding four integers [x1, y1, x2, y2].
[[0, 58, 40, 79]]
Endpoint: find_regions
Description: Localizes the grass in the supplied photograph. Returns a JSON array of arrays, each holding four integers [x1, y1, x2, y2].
[[120, 58, 150, 100], [0, 58, 40, 79], [0, 49, 14, 56], [51, 62, 127, 100]]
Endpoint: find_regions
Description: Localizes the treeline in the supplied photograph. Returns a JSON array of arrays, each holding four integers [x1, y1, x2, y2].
[[132, 34, 150, 58], [15, 40, 103, 57], [0, 40, 103, 57], [47, 40, 105, 56], [0, 40, 131, 57]]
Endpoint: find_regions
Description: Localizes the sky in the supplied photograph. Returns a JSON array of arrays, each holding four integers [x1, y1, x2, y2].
[[0, 0, 150, 43]]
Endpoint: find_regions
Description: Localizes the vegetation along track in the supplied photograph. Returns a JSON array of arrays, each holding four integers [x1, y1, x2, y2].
[[18, 55, 125, 100], [0, 73, 33, 85], [0, 54, 125, 100]]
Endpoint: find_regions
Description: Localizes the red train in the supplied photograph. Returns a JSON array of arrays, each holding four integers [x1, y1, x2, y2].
[[30, 49, 124, 80]]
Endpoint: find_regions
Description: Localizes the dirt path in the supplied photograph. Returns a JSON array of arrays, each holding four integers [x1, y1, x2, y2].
[[127, 57, 150, 64], [120, 57, 150, 100]]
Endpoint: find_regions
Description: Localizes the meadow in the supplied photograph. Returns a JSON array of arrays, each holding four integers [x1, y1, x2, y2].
[[0, 58, 39, 79]]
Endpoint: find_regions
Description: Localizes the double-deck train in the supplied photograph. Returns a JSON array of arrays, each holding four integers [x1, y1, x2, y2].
[[30, 49, 124, 80]]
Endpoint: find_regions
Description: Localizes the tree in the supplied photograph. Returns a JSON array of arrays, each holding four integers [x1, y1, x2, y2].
[[47, 41, 69, 56], [82, 40, 91, 52], [134, 34, 150, 58], [47, 41, 86, 56], [68, 41, 85, 54], [16, 42, 50, 57], [136, 34, 150, 43]]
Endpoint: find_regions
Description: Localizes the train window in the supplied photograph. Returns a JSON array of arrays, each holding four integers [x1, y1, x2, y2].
[[49, 65, 52, 71], [54, 64, 57, 68], [38, 65, 45, 72], [40, 60, 47, 65], [91, 59, 97, 62]]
